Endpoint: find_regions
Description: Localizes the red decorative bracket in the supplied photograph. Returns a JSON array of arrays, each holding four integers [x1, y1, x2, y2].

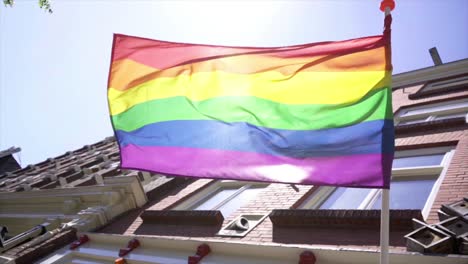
[[118, 238, 140, 257], [188, 244, 211, 264], [69, 234, 89, 250], [380, 0, 395, 12], [299, 251, 316, 264], [114, 257, 127, 264]]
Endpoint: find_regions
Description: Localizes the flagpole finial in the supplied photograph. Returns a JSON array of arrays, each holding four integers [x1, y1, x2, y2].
[[380, 0, 395, 12]]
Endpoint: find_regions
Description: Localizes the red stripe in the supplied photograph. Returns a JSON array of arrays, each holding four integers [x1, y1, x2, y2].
[[111, 33, 389, 71]]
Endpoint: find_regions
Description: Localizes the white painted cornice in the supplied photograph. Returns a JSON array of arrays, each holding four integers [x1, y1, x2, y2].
[[37, 232, 468, 264], [0, 176, 147, 236]]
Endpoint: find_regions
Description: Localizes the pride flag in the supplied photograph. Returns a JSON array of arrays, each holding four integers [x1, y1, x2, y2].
[[108, 27, 393, 188]]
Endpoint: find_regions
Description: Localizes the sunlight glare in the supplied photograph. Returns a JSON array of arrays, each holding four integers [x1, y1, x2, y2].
[[163, 1, 285, 45]]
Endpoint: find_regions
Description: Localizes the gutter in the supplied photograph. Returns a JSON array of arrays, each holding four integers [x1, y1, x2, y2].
[[392, 59, 468, 90]]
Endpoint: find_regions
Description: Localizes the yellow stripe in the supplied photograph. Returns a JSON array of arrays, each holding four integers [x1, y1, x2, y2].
[[108, 70, 391, 116]]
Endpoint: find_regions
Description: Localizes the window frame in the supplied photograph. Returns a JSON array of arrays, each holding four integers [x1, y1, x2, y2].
[[395, 98, 468, 126], [172, 180, 268, 216], [420, 75, 468, 93], [299, 147, 454, 219]]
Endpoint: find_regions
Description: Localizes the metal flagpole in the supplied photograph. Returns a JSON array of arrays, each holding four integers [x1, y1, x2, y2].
[[380, 189, 390, 264], [379, 1, 394, 264]]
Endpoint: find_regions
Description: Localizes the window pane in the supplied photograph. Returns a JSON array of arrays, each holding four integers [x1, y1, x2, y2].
[[192, 187, 238, 210], [218, 187, 265, 217], [392, 154, 444, 168], [319, 187, 372, 209], [372, 178, 437, 209]]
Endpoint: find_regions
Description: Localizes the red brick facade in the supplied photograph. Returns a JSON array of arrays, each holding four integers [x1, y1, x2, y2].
[[2, 62, 467, 262], [392, 80, 468, 224], [98, 69, 468, 254]]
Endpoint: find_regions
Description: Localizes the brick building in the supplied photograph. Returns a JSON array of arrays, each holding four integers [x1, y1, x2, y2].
[[0, 58, 467, 263]]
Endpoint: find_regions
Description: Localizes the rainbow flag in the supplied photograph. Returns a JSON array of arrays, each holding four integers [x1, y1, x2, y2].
[[108, 31, 394, 188]]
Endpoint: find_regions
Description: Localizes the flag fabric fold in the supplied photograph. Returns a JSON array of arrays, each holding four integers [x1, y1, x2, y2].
[[107, 22, 394, 188]]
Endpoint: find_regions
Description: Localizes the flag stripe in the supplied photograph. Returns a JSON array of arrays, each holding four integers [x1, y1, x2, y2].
[[109, 70, 390, 115], [120, 144, 392, 188], [110, 46, 389, 91], [111, 33, 389, 69], [108, 33, 394, 188], [112, 88, 391, 132], [115, 119, 394, 158]]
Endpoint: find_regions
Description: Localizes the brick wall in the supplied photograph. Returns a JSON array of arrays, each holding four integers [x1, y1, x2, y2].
[[101, 82, 467, 251], [226, 183, 311, 243], [427, 131, 468, 223], [392, 84, 468, 223], [122, 179, 214, 235]]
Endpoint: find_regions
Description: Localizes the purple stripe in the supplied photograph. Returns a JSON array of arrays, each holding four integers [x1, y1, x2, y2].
[[121, 145, 391, 188]]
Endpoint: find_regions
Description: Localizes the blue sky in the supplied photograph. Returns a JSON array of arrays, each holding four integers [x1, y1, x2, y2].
[[1, 0, 467, 166]]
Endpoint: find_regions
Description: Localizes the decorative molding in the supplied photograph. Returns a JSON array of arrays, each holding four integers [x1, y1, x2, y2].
[[0, 176, 147, 235], [37, 232, 468, 264]]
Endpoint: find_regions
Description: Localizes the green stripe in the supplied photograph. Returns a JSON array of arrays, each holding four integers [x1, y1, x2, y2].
[[112, 87, 392, 132]]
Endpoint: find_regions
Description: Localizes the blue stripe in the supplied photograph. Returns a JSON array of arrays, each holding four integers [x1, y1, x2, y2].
[[115, 119, 394, 158]]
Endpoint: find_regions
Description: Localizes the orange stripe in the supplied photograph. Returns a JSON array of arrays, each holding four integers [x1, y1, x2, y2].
[[109, 46, 388, 91]]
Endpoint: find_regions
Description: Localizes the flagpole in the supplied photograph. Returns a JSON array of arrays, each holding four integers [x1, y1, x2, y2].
[[380, 189, 390, 264], [380, 2, 393, 264]]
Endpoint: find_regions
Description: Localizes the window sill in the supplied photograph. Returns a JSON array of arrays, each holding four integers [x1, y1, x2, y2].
[[391, 166, 443, 177], [408, 84, 468, 100], [395, 117, 467, 135], [269, 209, 422, 231]]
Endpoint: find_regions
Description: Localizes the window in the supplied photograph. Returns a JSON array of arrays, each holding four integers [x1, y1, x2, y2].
[[395, 99, 468, 126], [173, 181, 268, 217], [299, 147, 454, 219]]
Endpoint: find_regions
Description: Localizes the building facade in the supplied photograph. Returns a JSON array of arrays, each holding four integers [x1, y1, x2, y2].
[[0, 59, 467, 264]]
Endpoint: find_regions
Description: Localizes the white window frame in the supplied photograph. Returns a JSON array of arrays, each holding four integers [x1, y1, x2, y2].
[[299, 146, 455, 220], [173, 180, 268, 214], [422, 75, 468, 93], [395, 98, 468, 126]]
